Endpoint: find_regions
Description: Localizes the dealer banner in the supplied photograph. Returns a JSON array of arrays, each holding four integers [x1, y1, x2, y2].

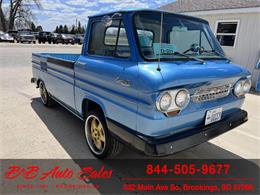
[[1, 159, 259, 194]]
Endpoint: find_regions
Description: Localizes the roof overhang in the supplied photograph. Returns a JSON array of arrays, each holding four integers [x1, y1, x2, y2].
[[182, 7, 260, 16]]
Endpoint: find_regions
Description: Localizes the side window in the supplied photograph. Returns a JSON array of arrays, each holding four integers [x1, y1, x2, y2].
[[137, 30, 154, 47], [88, 20, 130, 58], [215, 20, 239, 47], [201, 32, 212, 51], [105, 27, 129, 46]]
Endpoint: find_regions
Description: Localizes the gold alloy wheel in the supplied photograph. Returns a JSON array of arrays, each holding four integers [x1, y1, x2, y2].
[[86, 115, 106, 154]]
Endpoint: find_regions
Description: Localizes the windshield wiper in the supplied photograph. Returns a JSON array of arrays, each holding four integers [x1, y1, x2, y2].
[[159, 52, 205, 64], [173, 52, 205, 64], [202, 50, 231, 63], [158, 52, 205, 64], [160, 52, 205, 64]]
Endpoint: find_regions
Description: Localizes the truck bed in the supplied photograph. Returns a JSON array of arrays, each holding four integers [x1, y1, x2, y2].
[[32, 52, 81, 107], [33, 53, 80, 69], [33, 53, 80, 62]]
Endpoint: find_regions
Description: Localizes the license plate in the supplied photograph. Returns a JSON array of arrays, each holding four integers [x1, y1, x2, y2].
[[205, 107, 222, 125]]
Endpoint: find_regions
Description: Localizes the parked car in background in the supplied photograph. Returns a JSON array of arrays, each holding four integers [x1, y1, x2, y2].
[[0, 31, 15, 43], [16, 31, 36, 43], [50, 33, 58, 44], [7, 30, 18, 40], [53, 34, 75, 44], [32, 32, 39, 40], [38, 31, 52, 44], [74, 34, 84, 44]]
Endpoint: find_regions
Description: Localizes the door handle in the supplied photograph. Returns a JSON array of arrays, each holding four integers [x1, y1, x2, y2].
[[115, 77, 131, 87], [77, 61, 86, 66]]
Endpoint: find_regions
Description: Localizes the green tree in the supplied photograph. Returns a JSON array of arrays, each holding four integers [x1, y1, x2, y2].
[[30, 22, 36, 31], [64, 25, 68, 34], [55, 26, 59, 33], [82, 26, 85, 34], [59, 25, 63, 33], [36, 25, 43, 32], [77, 21, 81, 33], [70, 25, 75, 34]]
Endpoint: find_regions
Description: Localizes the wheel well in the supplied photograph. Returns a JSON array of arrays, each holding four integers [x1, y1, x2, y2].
[[36, 79, 41, 87], [82, 99, 104, 118]]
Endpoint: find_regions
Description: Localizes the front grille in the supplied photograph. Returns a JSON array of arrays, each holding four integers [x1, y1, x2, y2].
[[192, 84, 232, 103]]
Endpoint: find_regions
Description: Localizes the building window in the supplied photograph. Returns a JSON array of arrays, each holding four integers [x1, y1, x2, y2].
[[215, 20, 239, 47]]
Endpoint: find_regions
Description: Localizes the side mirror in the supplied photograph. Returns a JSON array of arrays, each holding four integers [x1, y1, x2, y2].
[[101, 13, 122, 27], [102, 15, 112, 27]]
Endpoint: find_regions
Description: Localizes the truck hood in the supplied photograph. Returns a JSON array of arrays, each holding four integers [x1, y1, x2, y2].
[[138, 60, 250, 92]]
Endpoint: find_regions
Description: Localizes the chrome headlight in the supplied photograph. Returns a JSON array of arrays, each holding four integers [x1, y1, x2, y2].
[[234, 78, 251, 97], [156, 89, 190, 114], [175, 89, 190, 108], [243, 79, 251, 93], [234, 81, 244, 97], [157, 92, 172, 111]]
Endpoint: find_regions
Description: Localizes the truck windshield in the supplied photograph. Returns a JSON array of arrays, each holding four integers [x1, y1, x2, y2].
[[134, 11, 225, 61]]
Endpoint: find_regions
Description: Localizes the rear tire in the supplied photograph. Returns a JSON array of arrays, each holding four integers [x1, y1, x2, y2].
[[39, 81, 55, 107], [85, 109, 123, 159]]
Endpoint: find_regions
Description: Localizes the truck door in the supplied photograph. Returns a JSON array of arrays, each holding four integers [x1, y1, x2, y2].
[[74, 17, 138, 130]]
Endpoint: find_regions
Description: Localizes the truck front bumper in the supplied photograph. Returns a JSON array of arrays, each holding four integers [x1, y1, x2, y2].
[[106, 109, 248, 156]]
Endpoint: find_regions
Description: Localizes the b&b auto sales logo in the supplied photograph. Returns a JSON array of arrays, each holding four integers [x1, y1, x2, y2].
[[2, 162, 113, 191], [5, 165, 112, 180]]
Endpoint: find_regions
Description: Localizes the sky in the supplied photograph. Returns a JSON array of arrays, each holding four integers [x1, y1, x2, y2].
[[18, 0, 176, 31]]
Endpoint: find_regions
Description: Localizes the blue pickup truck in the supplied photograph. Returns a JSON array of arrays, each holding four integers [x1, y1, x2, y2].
[[31, 9, 251, 158]]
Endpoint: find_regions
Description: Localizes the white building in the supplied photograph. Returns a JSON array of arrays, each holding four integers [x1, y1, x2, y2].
[[161, 0, 260, 90]]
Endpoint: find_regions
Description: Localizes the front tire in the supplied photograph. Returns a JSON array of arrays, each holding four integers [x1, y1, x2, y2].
[[39, 81, 54, 107], [85, 110, 123, 159]]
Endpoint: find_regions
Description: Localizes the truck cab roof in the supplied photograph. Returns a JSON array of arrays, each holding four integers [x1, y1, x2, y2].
[[88, 8, 208, 24]]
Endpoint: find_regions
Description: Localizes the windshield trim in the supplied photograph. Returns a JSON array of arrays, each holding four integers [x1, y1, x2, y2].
[[132, 11, 223, 62], [143, 56, 227, 62]]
